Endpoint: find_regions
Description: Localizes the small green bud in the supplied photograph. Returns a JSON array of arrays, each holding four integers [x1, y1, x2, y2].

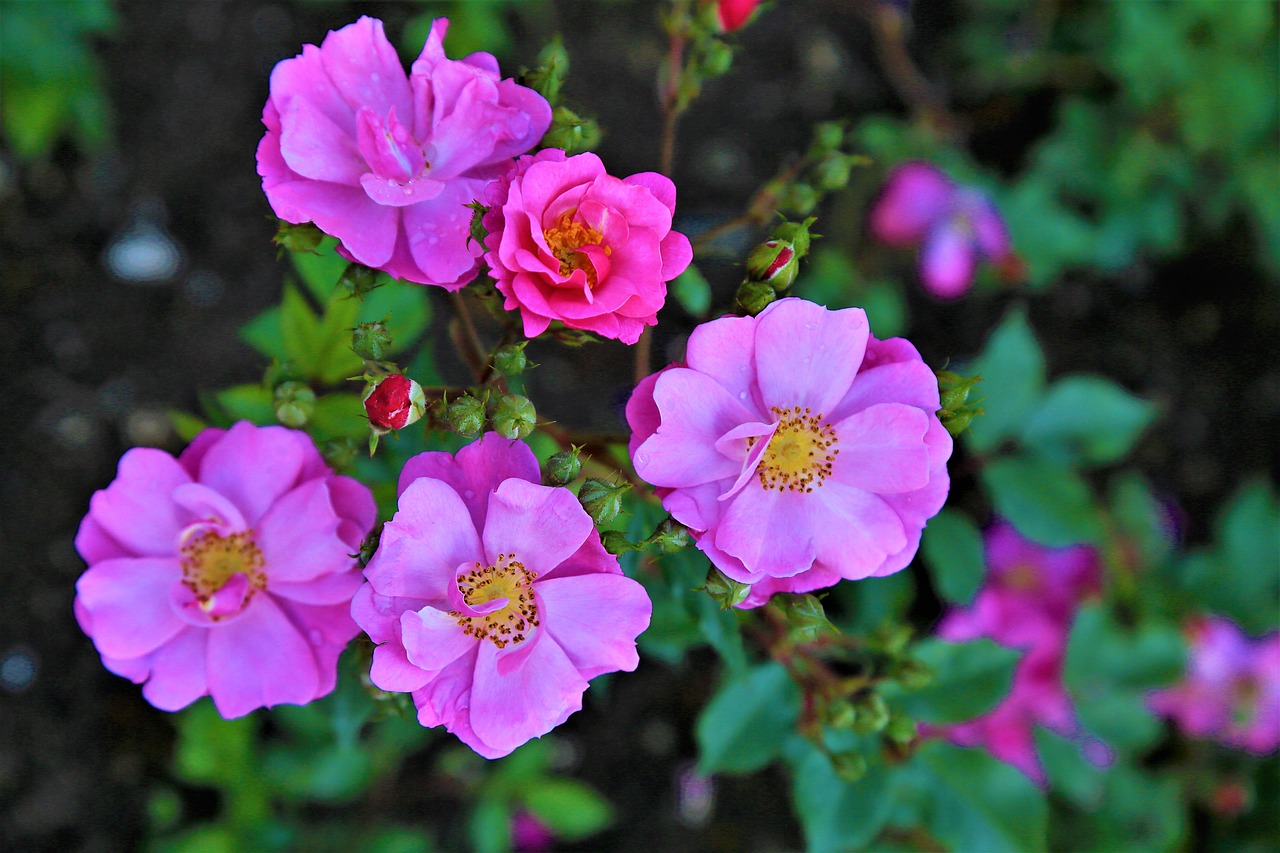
[[273, 220, 324, 254], [772, 593, 838, 642], [492, 342, 529, 377], [829, 751, 868, 784], [357, 525, 382, 567], [895, 659, 934, 691], [736, 279, 776, 316], [466, 200, 490, 250], [780, 182, 819, 216], [338, 262, 382, 299], [352, 320, 393, 361], [826, 697, 857, 730], [578, 477, 630, 525], [490, 394, 537, 440], [942, 408, 979, 437], [600, 530, 636, 555], [544, 446, 583, 486], [263, 358, 302, 388], [703, 565, 751, 609], [746, 240, 799, 290], [524, 36, 569, 105], [697, 39, 734, 77], [445, 394, 487, 437], [320, 436, 360, 472], [771, 217, 817, 257], [273, 380, 315, 428], [885, 715, 917, 746], [809, 121, 846, 156], [650, 517, 689, 554], [812, 154, 854, 192], [852, 692, 890, 735], [935, 370, 985, 437], [541, 106, 600, 154]]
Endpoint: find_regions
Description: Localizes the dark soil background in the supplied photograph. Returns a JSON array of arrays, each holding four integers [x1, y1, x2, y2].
[[1, 1, 1276, 851]]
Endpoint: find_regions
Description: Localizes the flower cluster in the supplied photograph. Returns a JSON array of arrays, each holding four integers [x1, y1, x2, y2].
[[627, 297, 952, 607], [352, 433, 651, 757], [1147, 617, 1280, 754], [74, 422, 375, 718], [933, 522, 1103, 783], [870, 161, 1011, 299]]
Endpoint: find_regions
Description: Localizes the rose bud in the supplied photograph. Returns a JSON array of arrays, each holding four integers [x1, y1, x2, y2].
[[363, 374, 426, 434]]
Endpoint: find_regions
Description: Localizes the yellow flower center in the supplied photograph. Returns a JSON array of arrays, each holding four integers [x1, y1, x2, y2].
[[751, 406, 839, 493], [543, 211, 610, 288], [452, 553, 539, 649], [179, 530, 266, 615]]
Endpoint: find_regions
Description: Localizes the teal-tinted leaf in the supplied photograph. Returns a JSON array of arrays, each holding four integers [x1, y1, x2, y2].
[[1108, 472, 1176, 569], [790, 737, 896, 852], [695, 662, 801, 774], [910, 741, 1048, 853], [359, 279, 432, 354], [468, 796, 512, 853], [694, 594, 748, 674], [833, 570, 915, 633], [1021, 376, 1156, 466], [361, 828, 434, 853], [982, 454, 1103, 546], [523, 779, 613, 840], [174, 701, 256, 787], [214, 384, 275, 426], [966, 306, 1046, 452], [921, 509, 987, 605], [1071, 763, 1187, 853], [895, 638, 1020, 724], [1033, 727, 1105, 808], [671, 265, 712, 317]]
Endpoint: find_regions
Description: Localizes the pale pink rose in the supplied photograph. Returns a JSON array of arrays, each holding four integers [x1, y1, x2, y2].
[[352, 433, 652, 758], [257, 16, 550, 289], [483, 150, 693, 344], [626, 298, 951, 606], [74, 422, 375, 718]]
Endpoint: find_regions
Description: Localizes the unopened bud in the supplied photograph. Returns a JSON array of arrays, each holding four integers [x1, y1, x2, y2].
[[338, 262, 382, 299], [320, 436, 360, 471], [936, 370, 985, 437], [703, 565, 751, 609], [746, 240, 799, 290], [542, 106, 600, 155], [809, 121, 846, 156], [650, 518, 689, 554], [771, 217, 817, 257], [445, 394, 487, 437], [492, 342, 529, 376], [812, 154, 854, 192], [352, 320, 393, 361], [578, 478, 630, 525], [895, 659, 934, 691], [363, 375, 426, 433], [600, 530, 635, 555], [885, 714, 917, 745], [274, 380, 315, 428], [780, 182, 819, 215], [524, 36, 569, 105], [736, 279, 776, 316], [852, 693, 889, 735], [466, 200, 489, 249], [357, 526, 381, 567], [544, 447, 583, 486], [273, 220, 324, 253], [829, 751, 868, 783], [826, 698, 857, 730], [491, 394, 537, 440], [772, 593, 838, 642], [697, 39, 734, 77]]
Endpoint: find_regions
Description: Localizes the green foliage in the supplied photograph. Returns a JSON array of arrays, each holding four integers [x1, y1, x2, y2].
[[788, 733, 897, 852], [920, 508, 986, 605], [695, 662, 802, 774], [982, 454, 1104, 547], [892, 639, 1021, 725]]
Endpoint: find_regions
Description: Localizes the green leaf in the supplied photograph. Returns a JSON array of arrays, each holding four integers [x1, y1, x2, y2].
[[695, 662, 801, 774], [895, 638, 1020, 725], [1021, 376, 1156, 466], [789, 736, 896, 851], [468, 796, 513, 853], [214, 384, 276, 426], [359, 280, 432, 354], [909, 741, 1049, 853], [671, 265, 712, 316], [280, 284, 362, 384], [966, 306, 1047, 453], [290, 239, 350, 301], [523, 779, 613, 840], [982, 454, 1104, 547], [310, 393, 368, 441], [920, 509, 987, 605], [1108, 472, 1176, 569], [1034, 727, 1106, 808], [833, 570, 915, 633]]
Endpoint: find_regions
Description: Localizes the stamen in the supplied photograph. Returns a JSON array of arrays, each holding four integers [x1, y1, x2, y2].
[[451, 553, 540, 649], [178, 530, 266, 620], [753, 405, 839, 492], [543, 212, 611, 288]]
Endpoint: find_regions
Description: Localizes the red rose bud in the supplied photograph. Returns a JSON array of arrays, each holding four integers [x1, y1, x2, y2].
[[363, 374, 426, 433], [714, 0, 763, 32]]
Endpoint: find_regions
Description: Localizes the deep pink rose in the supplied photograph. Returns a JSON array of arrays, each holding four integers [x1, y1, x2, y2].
[[715, 0, 763, 31], [352, 433, 652, 758], [74, 422, 376, 718], [483, 150, 693, 344], [626, 297, 952, 606], [257, 17, 551, 289], [870, 161, 1011, 299], [1148, 617, 1280, 754]]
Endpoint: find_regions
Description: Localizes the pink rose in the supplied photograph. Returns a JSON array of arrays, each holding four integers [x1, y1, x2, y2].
[[74, 422, 376, 717], [257, 17, 551, 289], [483, 150, 693, 344], [714, 0, 764, 32]]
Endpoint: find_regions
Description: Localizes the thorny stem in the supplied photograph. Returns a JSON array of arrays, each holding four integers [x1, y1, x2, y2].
[[449, 290, 489, 383]]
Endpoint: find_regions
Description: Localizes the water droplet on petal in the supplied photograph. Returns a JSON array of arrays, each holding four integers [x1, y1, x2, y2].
[[307, 629, 323, 647], [738, 391, 747, 400], [464, 489, 475, 500]]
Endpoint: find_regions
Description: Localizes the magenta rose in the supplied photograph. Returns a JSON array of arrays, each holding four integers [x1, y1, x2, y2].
[[483, 150, 693, 344], [74, 422, 376, 718], [257, 16, 551, 289]]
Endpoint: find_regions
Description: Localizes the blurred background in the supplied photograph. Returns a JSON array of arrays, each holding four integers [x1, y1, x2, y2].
[[1, 1, 1276, 850]]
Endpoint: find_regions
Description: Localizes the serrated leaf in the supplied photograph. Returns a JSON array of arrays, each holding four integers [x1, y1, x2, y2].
[[921, 509, 987, 605], [966, 306, 1047, 452], [1021, 376, 1156, 466], [695, 662, 801, 774], [982, 454, 1103, 547], [896, 638, 1021, 724]]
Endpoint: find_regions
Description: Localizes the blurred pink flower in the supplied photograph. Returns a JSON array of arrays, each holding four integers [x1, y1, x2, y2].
[[934, 522, 1103, 783], [1148, 617, 1280, 754], [626, 297, 951, 607], [511, 810, 556, 853], [714, 0, 763, 32], [483, 150, 692, 344], [74, 422, 375, 718], [870, 161, 1011, 299], [257, 16, 551, 289], [353, 433, 652, 758]]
